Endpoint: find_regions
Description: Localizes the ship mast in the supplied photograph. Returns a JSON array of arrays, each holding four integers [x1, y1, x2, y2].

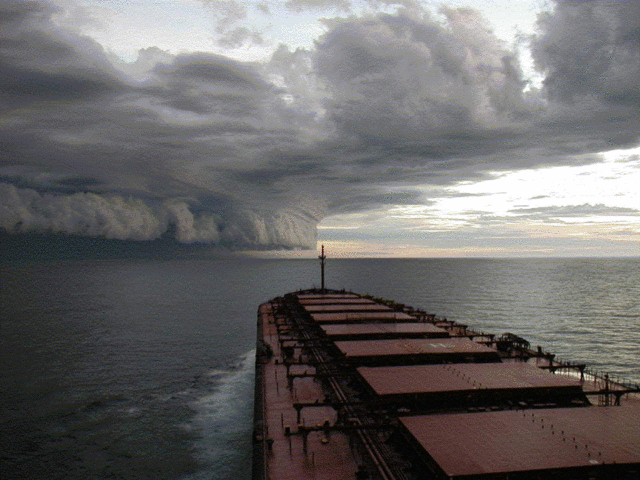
[[319, 244, 326, 294]]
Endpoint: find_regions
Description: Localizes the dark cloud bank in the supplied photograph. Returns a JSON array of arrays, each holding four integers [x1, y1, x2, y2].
[[1, 0, 638, 254]]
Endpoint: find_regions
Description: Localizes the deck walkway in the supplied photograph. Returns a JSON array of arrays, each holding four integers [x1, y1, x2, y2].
[[258, 301, 361, 480]]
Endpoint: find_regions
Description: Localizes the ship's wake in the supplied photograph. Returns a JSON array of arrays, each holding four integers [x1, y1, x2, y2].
[[185, 350, 256, 480]]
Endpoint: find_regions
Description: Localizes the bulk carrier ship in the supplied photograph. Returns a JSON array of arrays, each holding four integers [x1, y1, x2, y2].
[[252, 249, 640, 479]]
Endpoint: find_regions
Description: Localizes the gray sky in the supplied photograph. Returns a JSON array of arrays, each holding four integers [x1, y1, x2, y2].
[[1, 0, 639, 256]]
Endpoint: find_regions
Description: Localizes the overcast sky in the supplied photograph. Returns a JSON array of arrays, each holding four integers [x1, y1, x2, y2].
[[1, 0, 639, 257]]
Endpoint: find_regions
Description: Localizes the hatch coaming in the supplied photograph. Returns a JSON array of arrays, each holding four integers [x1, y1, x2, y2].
[[253, 288, 640, 480]]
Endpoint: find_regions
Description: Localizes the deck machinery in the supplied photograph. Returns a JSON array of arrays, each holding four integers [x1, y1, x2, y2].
[[253, 289, 640, 480]]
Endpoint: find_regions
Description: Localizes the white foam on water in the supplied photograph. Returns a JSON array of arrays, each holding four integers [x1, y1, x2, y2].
[[184, 350, 256, 480]]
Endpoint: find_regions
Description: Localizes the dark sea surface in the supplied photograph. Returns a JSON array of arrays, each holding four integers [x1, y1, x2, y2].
[[2, 257, 639, 479]]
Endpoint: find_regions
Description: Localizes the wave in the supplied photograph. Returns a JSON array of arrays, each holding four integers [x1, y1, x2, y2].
[[184, 350, 256, 480]]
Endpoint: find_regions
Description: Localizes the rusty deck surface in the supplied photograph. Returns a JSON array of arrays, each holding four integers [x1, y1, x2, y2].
[[358, 362, 584, 396], [298, 298, 376, 305], [321, 322, 450, 340], [334, 337, 501, 365], [254, 289, 640, 480], [303, 303, 394, 313], [310, 311, 416, 323], [296, 293, 360, 300], [399, 405, 640, 478], [256, 301, 360, 480]]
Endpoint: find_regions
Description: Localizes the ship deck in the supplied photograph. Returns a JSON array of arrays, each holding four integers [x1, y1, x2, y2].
[[253, 289, 640, 480], [255, 298, 362, 480]]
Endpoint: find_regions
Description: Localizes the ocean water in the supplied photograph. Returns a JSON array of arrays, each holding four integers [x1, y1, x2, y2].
[[1, 257, 639, 479]]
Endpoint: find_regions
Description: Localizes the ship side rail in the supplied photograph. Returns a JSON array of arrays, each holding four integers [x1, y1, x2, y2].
[[551, 359, 640, 406], [434, 317, 640, 407]]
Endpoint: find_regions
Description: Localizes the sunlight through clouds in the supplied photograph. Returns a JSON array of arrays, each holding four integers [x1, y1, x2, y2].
[[449, 148, 640, 215], [319, 146, 640, 256], [1, 0, 638, 256]]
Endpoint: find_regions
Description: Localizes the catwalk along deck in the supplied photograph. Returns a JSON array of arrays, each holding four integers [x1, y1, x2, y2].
[[253, 289, 640, 480]]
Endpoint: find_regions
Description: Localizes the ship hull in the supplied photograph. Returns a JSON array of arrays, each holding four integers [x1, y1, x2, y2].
[[253, 289, 640, 480]]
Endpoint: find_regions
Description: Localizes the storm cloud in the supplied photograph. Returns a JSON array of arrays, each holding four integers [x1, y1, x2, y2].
[[1, 0, 638, 249]]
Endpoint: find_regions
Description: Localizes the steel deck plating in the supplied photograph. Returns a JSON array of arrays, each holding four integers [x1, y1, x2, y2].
[[253, 289, 640, 480]]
